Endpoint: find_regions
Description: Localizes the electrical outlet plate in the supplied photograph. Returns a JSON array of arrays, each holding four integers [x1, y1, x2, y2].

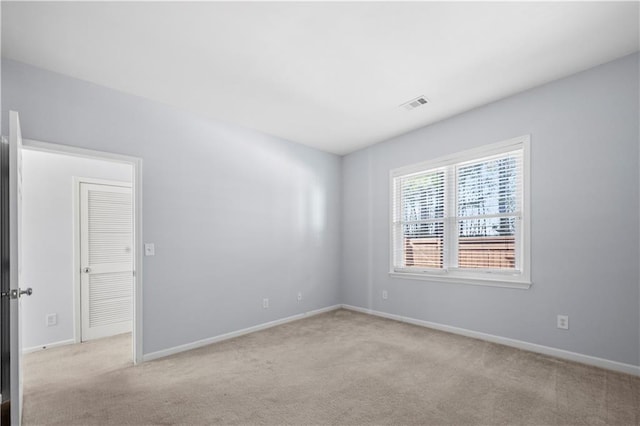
[[297, 292, 302, 302], [46, 313, 57, 327], [382, 290, 388, 300], [557, 315, 569, 330], [263, 298, 269, 309]]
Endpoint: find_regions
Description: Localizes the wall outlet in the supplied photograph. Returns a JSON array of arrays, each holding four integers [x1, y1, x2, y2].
[[263, 298, 269, 309], [557, 314, 569, 330], [382, 290, 388, 300], [46, 313, 57, 327], [297, 292, 302, 302], [144, 243, 155, 256]]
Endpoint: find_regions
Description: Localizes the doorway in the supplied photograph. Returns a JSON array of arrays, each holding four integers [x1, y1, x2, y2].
[[21, 140, 143, 363]]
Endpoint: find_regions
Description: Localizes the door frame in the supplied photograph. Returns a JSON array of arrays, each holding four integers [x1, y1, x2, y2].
[[22, 138, 144, 365], [73, 177, 133, 344]]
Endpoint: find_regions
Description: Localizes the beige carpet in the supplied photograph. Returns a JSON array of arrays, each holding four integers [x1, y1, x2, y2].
[[23, 309, 640, 425]]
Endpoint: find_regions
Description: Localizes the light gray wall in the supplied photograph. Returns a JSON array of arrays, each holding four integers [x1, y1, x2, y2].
[[2, 59, 342, 355], [21, 150, 132, 350], [342, 53, 640, 366], [3, 53, 638, 367]]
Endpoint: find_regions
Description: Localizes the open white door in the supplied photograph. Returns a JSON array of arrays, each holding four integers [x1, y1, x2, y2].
[[9, 111, 31, 425]]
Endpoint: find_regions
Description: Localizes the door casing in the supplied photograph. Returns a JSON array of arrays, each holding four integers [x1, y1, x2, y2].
[[22, 139, 143, 364]]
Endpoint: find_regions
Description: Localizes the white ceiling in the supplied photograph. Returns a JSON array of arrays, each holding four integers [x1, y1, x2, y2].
[[2, 2, 639, 155]]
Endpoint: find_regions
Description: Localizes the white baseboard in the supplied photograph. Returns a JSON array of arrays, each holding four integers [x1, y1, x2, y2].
[[23, 338, 76, 354], [143, 305, 342, 362], [341, 304, 640, 377]]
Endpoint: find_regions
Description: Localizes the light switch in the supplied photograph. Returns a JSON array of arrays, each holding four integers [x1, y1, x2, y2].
[[144, 243, 155, 256]]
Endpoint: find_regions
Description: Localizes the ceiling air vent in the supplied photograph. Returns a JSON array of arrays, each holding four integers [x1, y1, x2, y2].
[[401, 96, 429, 111]]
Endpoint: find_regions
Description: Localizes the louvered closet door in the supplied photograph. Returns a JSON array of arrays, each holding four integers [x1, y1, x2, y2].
[[80, 182, 133, 341]]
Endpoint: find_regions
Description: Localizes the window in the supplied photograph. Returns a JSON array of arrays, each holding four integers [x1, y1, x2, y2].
[[391, 136, 530, 288]]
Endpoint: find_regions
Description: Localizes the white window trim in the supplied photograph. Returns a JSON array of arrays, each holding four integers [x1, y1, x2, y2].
[[389, 135, 531, 289]]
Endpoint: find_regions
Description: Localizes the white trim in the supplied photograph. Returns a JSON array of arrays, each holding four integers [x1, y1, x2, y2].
[[72, 177, 81, 344], [22, 139, 136, 165], [22, 339, 76, 354], [388, 272, 531, 289], [74, 177, 131, 188], [22, 138, 144, 365], [522, 134, 532, 285], [133, 160, 144, 365], [341, 305, 640, 377], [143, 305, 342, 362]]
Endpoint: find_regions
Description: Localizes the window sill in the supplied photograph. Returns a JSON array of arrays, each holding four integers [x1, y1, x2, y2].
[[389, 271, 532, 290]]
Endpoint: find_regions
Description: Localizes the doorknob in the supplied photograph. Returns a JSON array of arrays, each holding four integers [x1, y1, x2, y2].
[[83, 267, 91, 273], [1, 288, 33, 299]]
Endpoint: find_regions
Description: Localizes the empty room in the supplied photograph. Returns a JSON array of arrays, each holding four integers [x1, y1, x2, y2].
[[0, 1, 639, 425]]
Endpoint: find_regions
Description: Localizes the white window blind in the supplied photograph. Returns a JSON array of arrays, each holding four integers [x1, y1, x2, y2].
[[455, 150, 522, 270], [391, 136, 530, 287], [393, 169, 446, 269]]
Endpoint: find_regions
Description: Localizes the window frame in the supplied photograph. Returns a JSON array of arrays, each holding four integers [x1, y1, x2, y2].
[[389, 135, 531, 289]]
